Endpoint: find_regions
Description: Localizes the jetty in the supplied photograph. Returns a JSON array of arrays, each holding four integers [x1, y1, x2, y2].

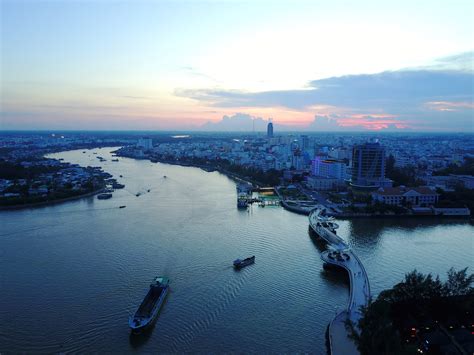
[[309, 208, 371, 355]]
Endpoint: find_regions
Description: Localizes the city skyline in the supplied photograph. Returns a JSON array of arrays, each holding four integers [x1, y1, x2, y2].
[[1, 0, 473, 131]]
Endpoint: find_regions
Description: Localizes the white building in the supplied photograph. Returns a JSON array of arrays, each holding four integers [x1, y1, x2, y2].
[[311, 157, 347, 180], [306, 176, 343, 191], [371, 186, 439, 207]]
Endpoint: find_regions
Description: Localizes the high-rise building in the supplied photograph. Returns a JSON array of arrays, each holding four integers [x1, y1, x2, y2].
[[137, 138, 153, 150], [300, 135, 309, 150], [267, 122, 274, 138], [351, 141, 390, 188]]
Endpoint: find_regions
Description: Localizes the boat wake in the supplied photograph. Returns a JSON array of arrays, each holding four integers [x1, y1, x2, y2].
[[169, 268, 251, 351]]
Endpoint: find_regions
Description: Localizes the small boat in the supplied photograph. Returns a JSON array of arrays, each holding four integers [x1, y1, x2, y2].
[[163, 175, 167, 178], [111, 159, 119, 162], [136, 193, 141, 197], [129, 276, 170, 332], [119, 205, 126, 209], [119, 175, 123, 178], [112, 182, 125, 189], [233, 256, 255, 269], [97, 193, 112, 200]]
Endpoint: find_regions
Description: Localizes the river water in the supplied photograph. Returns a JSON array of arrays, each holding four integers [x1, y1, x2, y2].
[[1, 147, 472, 353]]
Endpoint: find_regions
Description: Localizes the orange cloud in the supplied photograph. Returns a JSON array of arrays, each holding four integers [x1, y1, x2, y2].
[[337, 115, 408, 130]]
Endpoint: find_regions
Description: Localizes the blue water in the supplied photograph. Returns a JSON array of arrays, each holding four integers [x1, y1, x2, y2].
[[0, 147, 472, 353]]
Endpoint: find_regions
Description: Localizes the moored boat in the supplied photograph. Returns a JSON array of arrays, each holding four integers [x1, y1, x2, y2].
[[236, 183, 252, 209], [129, 276, 170, 332], [97, 193, 112, 200], [233, 256, 255, 269]]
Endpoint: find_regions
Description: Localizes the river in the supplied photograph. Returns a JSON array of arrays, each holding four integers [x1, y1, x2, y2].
[[1, 147, 472, 353]]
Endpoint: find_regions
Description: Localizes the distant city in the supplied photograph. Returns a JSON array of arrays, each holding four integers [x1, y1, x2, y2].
[[2, 129, 472, 217]]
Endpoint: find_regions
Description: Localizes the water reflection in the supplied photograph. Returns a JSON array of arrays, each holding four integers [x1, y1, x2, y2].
[[345, 217, 470, 248], [129, 326, 154, 349], [307, 227, 328, 254], [320, 268, 349, 287]]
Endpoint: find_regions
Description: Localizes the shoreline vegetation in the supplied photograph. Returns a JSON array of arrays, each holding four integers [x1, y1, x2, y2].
[[0, 145, 122, 210], [117, 152, 275, 187], [0, 187, 104, 211], [347, 268, 474, 355]]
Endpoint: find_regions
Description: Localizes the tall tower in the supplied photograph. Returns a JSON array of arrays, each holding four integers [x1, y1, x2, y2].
[[351, 141, 386, 188], [267, 122, 274, 138]]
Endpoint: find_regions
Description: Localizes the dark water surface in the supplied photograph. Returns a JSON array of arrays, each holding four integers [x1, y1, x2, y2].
[[1, 148, 472, 353]]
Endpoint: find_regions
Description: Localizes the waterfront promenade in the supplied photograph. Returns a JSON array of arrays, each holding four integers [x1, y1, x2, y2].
[[309, 209, 371, 355]]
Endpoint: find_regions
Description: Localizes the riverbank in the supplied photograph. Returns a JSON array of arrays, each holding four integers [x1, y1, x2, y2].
[[116, 152, 262, 187], [0, 188, 104, 211], [273, 189, 312, 215], [113, 151, 472, 221], [333, 212, 471, 219]]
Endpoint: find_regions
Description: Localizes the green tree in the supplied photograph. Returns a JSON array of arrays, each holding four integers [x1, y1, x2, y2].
[[378, 270, 443, 303], [350, 268, 473, 354], [443, 267, 474, 296], [347, 300, 407, 355]]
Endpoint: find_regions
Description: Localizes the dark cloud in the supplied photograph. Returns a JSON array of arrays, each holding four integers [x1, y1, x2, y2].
[[176, 53, 474, 131], [421, 51, 473, 72], [177, 70, 473, 111]]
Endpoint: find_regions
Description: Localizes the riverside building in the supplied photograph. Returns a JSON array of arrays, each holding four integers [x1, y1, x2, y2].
[[351, 140, 392, 191]]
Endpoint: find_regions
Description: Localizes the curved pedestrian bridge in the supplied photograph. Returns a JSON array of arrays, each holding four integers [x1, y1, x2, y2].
[[309, 208, 371, 355]]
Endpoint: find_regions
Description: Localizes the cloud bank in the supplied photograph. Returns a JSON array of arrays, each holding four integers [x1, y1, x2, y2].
[[178, 52, 474, 131]]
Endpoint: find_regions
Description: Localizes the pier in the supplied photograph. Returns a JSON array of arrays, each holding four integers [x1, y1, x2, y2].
[[309, 208, 371, 355], [237, 184, 281, 208]]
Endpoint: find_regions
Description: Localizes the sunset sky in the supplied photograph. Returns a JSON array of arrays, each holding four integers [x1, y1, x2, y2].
[[1, 0, 473, 131]]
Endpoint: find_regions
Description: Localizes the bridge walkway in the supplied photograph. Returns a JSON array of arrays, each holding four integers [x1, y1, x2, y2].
[[309, 209, 371, 355]]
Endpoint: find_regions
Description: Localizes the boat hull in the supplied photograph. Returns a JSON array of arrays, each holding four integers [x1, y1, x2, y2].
[[233, 256, 255, 269], [237, 199, 248, 208], [129, 277, 169, 332]]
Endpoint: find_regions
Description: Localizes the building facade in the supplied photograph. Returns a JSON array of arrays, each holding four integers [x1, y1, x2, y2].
[[371, 186, 439, 207], [137, 138, 153, 150], [267, 122, 274, 138], [311, 157, 347, 180], [351, 141, 389, 188], [306, 176, 343, 191]]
